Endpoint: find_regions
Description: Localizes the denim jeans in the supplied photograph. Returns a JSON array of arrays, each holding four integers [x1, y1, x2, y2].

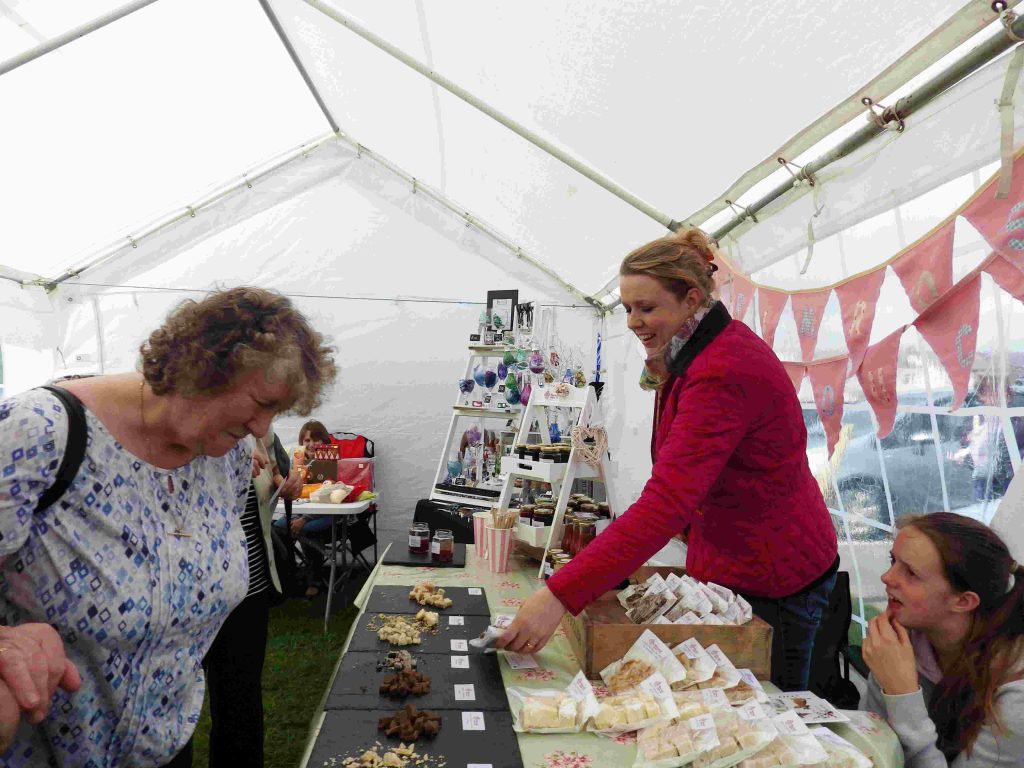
[[740, 570, 837, 692]]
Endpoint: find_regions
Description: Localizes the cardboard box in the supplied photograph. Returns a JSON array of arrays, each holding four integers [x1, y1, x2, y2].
[[561, 588, 773, 679]]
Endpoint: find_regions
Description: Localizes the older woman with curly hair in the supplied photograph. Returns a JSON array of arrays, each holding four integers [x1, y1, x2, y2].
[[0, 287, 336, 768]]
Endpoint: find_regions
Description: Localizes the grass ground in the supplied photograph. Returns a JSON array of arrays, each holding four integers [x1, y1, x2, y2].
[[191, 598, 359, 768]]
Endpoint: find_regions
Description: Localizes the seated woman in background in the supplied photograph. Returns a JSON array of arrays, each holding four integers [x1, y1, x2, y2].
[[296, 419, 332, 463], [862, 512, 1024, 767]]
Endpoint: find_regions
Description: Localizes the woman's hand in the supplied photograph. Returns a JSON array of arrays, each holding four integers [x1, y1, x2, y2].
[[290, 516, 308, 536], [251, 451, 270, 479], [0, 623, 81, 738], [863, 610, 919, 696], [496, 587, 566, 654], [275, 467, 303, 502]]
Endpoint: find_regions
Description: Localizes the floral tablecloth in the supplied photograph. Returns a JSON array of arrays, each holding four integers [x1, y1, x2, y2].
[[320, 546, 904, 768]]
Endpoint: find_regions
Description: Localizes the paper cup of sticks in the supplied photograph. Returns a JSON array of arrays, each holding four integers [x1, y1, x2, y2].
[[486, 508, 517, 573]]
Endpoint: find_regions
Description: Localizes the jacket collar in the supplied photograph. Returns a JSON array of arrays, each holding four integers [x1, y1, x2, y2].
[[666, 300, 732, 378]]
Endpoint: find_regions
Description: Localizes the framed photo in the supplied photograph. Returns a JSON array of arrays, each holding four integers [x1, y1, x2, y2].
[[469, 333, 481, 342], [486, 290, 518, 332]]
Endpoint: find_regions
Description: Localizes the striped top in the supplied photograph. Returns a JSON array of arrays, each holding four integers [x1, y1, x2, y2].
[[241, 482, 271, 596]]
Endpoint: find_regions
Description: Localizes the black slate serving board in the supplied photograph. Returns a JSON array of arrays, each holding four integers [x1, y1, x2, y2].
[[348, 611, 493, 655], [325, 650, 508, 711], [364, 585, 491, 617], [309, 709, 523, 768], [383, 538, 467, 568]]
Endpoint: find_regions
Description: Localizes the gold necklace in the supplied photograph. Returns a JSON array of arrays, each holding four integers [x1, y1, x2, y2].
[[139, 379, 192, 538]]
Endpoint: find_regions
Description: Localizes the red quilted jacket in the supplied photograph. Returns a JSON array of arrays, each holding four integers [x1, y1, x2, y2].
[[547, 317, 837, 615]]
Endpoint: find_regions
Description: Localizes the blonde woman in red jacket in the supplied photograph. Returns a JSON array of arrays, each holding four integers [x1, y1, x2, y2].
[[499, 228, 839, 691]]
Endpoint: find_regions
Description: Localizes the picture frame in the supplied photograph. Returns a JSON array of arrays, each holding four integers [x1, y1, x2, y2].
[[486, 290, 518, 332]]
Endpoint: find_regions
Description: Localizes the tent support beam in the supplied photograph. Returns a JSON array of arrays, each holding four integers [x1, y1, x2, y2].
[[257, 0, 340, 134], [300, 0, 677, 232], [0, 0, 160, 77], [43, 130, 609, 313], [599, 10, 1024, 310]]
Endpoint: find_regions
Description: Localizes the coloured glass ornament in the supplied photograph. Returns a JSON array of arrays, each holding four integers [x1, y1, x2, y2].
[[504, 386, 521, 405], [549, 423, 562, 443], [529, 349, 545, 374], [503, 349, 517, 366], [504, 371, 519, 393], [549, 348, 560, 367], [562, 367, 575, 384], [447, 459, 463, 478], [478, 309, 490, 325], [473, 364, 487, 387], [492, 314, 504, 330], [574, 368, 587, 388], [484, 369, 498, 389], [458, 378, 475, 394], [520, 381, 532, 405], [465, 426, 482, 445], [516, 348, 528, 367], [497, 361, 508, 379]]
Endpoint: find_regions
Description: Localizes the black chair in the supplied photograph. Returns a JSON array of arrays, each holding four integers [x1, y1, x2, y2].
[[809, 571, 866, 708]]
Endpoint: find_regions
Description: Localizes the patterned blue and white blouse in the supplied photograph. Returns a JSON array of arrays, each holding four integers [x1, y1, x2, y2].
[[0, 388, 253, 767]]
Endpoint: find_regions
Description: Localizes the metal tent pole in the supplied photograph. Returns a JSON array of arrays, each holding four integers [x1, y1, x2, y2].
[[299, 0, 678, 231], [257, 0, 340, 133], [0, 0, 160, 77]]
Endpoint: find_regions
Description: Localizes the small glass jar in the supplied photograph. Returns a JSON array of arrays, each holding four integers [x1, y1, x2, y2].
[[532, 508, 554, 527], [560, 513, 578, 552], [519, 504, 536, 524], [597, 502, 611, 519], [574, 515, 598, 554], [431, 529, 455, 562], [408, 522, 430, 554]]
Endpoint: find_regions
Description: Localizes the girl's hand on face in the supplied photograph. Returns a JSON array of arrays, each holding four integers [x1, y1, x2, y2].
[[863, 609, 919, 696]]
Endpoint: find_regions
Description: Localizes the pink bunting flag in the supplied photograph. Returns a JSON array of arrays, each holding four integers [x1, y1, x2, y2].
[[913, 273, 982, 411], [730, 273, 754, 322], [855, 326, 906, 439], [790, 289, 832, 362], [962, 152, 1024, 269], [782, 362, 806, 394], [757, 287, 789, 349], [985, 253, 1024, 301], [808, 357, 848, 458], [835, 268, 886, 371], [890, 221, 955, 314]]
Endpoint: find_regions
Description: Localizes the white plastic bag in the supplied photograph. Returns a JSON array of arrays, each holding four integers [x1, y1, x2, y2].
[[670, 637, 716, 689], [589, 672, 679, 735], [508, 672, 599, 733], [809, 727, 873, 768]]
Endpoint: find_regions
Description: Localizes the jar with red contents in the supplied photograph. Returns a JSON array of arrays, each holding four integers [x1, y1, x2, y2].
[[408, 522, 430, 554], [573, 513, 599, 555]]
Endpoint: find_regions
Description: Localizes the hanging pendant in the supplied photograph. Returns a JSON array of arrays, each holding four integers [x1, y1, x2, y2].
[[167, 476, 174, 495], [171, 530, 192, 538]]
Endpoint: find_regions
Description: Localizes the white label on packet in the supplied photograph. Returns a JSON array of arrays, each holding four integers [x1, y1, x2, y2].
[[504, 652, 539, 669], [449, 615, 465, 626], [492, 614, 514, 629], [665, 573, 684, 592], [430, 542, 440, 554], [451, 639, 468, 652], [451, 655, 470, 669], [705, 644, 731, 667], [738, 669, 764, 691], [462, 711, 486, 731], [701, 687, 729, 709], [678, 638, 705, 660], [567, 671, 592, 701], [638, 629, 672, 662], [723, 603, 744, 625], [706, 581, 734, 603], [638, 673, 670, 700], [737, 702, 769, 721], [454, 684, 476, 701], [774, 710, 810, 736], [468, 588, 483, 595]]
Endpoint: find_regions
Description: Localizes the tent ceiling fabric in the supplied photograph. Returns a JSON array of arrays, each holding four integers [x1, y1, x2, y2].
[[0, 0, 1004, 296]]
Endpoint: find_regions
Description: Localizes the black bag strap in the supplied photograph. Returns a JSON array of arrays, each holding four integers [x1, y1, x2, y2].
[[34, 385, 88, 513]]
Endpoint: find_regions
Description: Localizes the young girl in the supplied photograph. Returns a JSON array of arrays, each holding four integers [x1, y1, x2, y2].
[[863, 512, 1024, 766]]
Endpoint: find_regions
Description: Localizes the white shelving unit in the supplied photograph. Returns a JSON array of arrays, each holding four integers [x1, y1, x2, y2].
[[494, 382, 616, 578]]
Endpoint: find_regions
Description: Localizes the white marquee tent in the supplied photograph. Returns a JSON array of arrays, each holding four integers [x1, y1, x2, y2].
[[3, 0, 1024, 637]]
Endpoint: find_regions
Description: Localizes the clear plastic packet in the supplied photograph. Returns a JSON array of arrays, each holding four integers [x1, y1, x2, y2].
[[725, 669, 769, 704], [624, 630, 689, 686], [705, 582, 735, 605], [589, 672, 679, 735], [697, 646, 741, 690], [673, 611, 702, 625], [627, 582, 678, 624], [808, 727, 873, 768], [722, 603, 746, 625], [697, 583, 730, 615], [508, 671, 599, 733], [619, 573, 668, 610], [676, 585, 714, 617], [469, 614, 515, 653], [670, 638, 716, 689], [735, 595, 753, 623], [672, 686, 732, 719], [701, 614, 726, 626], [739, 712, 827, 767], [690, 705, 777, 768]]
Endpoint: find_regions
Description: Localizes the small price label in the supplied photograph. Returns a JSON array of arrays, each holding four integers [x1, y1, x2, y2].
[[688, 714, 715, 731], [493, 614, 514, 628], [468, 588, 483, 595], [454, 684, 476, 701], [451, 655, 470, 669], [737, 702, 769, 721], [430, 542, 440, 554], [504, 652, 538, 669], [680, 638, 703, 659], [450, 639, 468, 652], [773, 710, 809, 736], [449, 615, 465, 626], [461, 711, 486, 731], [706, 644, 730, 667], [701, 687, 729, 708]]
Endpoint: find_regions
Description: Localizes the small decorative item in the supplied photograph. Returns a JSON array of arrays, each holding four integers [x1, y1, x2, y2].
[[562, 367, 575, 384], [528, 349, 545, 374], [497, 361, 508, 379], [447, 459, 463, 480], [484, 369, 498, 389], [504, 383, 521, 405], [473, 364, 487, 387], [492, 314, 504, 331], [478, 308, 490, 326], [574, 367, 587, 388], [549, 348, 560, 367], [503, 349, 517, 366], [516, 348, 528, 368], [458, 378, 475, 394], [543, 369, 555, 384], [549, 423, 561, 443], [504, 371, 519, 394], [520, 381, 532, 405]]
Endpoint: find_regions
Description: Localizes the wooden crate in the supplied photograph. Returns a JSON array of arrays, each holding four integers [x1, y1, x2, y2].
[[561, 590, 773, 679]]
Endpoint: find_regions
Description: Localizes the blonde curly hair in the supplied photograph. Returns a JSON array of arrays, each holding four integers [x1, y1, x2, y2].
[[619, 227, 718, 302], [140, 287, 336, 415]]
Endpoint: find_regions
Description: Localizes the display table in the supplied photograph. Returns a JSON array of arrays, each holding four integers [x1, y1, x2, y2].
[[301, 546, 904, 768], [292, 499, 372, 631]]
